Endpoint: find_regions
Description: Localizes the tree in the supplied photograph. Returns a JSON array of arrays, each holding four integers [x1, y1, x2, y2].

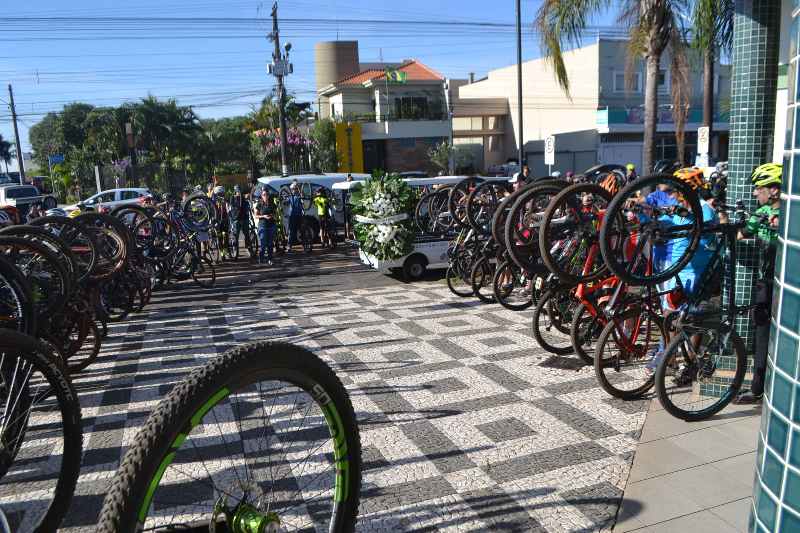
[[0, 134, 12, 174], [692, 0, 733, 161], [428, 140, 452, 173], [308, 119, 338, 172], [29, 112, 65, 171], [536, 0, 690, 172]]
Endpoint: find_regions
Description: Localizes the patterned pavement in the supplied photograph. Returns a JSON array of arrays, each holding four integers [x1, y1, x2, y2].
[[9, 257, 649, 532]]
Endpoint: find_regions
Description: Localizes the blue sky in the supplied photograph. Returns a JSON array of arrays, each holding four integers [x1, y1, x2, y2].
[[0, 0, 615, 170]]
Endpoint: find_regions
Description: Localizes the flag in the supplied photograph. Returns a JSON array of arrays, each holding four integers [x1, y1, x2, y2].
[[385, 69, 407, 84]]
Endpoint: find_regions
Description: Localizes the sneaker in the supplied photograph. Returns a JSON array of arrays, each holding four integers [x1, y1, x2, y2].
[[267, 260, 273, 266], [733, 390, 763, 405], [672, 362, 697, 386]]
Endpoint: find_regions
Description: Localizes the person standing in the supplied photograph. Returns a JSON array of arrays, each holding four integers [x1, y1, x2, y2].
[[731, 163, 783, 404], [313, 188, 332, 248], [625, 163, 638, 184], [253, 188, 276, 265], [229, 185, 252, 259], [287, 182, 304, 252]]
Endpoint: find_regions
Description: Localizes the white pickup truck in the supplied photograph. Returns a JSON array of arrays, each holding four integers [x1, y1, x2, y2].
[[0, 184, 58, 213]]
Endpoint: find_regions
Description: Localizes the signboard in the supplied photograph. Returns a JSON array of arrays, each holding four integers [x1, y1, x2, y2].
[[48, 154, 65, 165], [596, 108, 609, 134], [269, 60, 292, 76], [335, 122, 365, 173], [385, 69, 407, 84], [698, 126, 710, 155], [544, 135, 556, 166]]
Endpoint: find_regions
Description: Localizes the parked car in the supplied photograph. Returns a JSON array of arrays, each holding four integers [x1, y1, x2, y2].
[[0, 184, 57, 218], [65, 187, 153, 213], [0, 174, 20, 186]]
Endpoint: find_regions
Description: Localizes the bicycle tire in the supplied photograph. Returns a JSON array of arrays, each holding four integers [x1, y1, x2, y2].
[[491, 193, 517, 248], [470, 256, 496, 303], [66, 317, 101, 373], [532, 288, 575, 355], [448, 177, 484, 228], [0, 255, 36, 336], [599, 175, 703, 286], [0, 225, 80, 287], [0, 329, 82, 532], [491, 260, 533, 311], [539, 183, 612, 285], [30, 215, 98, 283], [655, 327, 746, 421], [446, 255, 474, 297], [504, 182, 567, 272], [466, 181, 508, 234], [0, 236, 71, 321], [570, 301, 605, 365], [593, 305, 663, 400], [96, 341, 362, 533]]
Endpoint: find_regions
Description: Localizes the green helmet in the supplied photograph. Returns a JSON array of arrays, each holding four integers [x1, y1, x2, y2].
[[751, 163, 782, 188], [626, 163, 635, 171]]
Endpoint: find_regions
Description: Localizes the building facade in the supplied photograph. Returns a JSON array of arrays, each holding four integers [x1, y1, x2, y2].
[[315, 42, 451, 174], [456, 39, 731, 175]]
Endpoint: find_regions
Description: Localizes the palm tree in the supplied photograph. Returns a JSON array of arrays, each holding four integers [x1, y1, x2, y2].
[[692, 0, 733, 161], [0, 134, 13, 174], [536, 0, 690, 173]]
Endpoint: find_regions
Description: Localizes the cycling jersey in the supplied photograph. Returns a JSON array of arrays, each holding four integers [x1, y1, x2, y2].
[[744, 205, 779, 247], [313, 196, 330, 218], [662, 199, 718, 295]]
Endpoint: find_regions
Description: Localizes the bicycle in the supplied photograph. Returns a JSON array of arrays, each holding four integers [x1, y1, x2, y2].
[[97, 341, 362, 533]]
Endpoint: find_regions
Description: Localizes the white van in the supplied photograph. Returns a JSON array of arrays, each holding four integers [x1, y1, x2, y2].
[[256, 174, 370, 229]]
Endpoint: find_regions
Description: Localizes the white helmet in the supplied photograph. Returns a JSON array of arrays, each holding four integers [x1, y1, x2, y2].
[[213, 185, 225, 195], [0, 210, 11, 227], [46, 208, 67, 217]]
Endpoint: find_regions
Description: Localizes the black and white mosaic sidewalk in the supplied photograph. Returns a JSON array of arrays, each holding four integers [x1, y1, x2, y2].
[[21, 272, 649, 531]]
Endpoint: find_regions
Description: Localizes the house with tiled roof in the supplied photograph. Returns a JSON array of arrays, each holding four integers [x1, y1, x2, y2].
[[315, 43, 452, 173]]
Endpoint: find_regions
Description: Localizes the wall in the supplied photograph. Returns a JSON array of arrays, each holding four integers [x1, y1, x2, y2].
[[458, 43, 601, 160], [751, 2, 800, 533], [360, 120, 451, 141]]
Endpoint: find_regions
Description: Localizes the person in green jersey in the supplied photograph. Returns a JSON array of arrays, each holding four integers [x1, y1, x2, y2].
[[313, 188, 333, 248]]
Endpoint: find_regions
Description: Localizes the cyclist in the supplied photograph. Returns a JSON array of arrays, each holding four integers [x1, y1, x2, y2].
[[287, 182, 304, 252], [253, 187, 277, 266], [730, 163, 782, 405], [181, 187, 190, 203], [229, 185, 252, 259], [625, 163, 637, 184], [313, 188, 332, 248]]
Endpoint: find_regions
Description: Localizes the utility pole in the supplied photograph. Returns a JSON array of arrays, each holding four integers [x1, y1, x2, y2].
[[515, 0, 524, 170], [269, 2, 292, 177], [7, 84, 25, 183]]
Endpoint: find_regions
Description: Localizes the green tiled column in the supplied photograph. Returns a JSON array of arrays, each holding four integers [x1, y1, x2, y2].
[[751, 1, 800, 532], [727, 0, 781, 350]]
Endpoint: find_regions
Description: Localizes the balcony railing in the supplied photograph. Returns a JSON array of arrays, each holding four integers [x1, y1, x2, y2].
[[338, 110, 448, 123]]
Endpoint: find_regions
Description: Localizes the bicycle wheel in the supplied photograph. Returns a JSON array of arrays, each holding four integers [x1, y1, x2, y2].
[[66, 317, 101, 373], [96, 341, 362, 533], [0, 236, 71, 321], [594, 305, 664, 400], [30, 215, 98, 283], [599, 175, 704, 286], [206, 229, 221, 263], [0, 225, 79, 287], [446, 252, 474, 297], [491, 260, 533, 311], [532, 287, 575, 355], [539, 183, 612, 285], [470, 255, 497, 304], [466, 181, 509, 234], [448, 177, 484, 228], [182, 192, 213, 229], [0, 329, 82, 532], [491, 193, 516, 249], [504, 182, 566, 273], [570, 300, 607, 365], [655, 324, 746, 421], [191, 255, 216, 288], [0, 256, 35, 335]]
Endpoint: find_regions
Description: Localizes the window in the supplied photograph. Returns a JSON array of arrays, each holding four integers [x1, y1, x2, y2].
[[4, 186, 38, 199], [613, 71, 642, 93], [120, 190, 141, 200], [330, 103, 336, 117], [393, 96, 429, 119], [471, 117, 483, 130], [453, 117, 471, 130], [487, 116, 503, 130], [93, 192, 116, 204], [658, 69, 670, 94], [398, 138, 416, 148]]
